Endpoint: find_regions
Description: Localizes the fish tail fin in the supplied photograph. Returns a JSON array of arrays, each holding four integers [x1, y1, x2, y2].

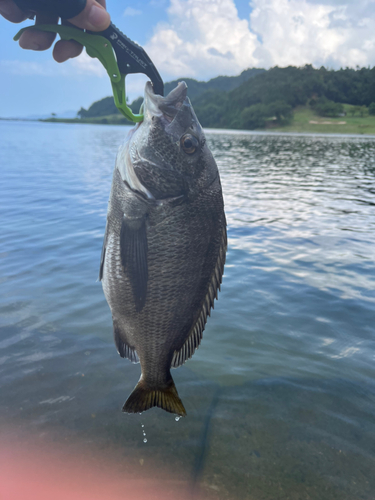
[[122, 376, 186, 417]]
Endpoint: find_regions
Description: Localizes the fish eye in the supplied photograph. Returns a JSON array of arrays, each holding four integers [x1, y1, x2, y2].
[[180, 134, 199, 154]]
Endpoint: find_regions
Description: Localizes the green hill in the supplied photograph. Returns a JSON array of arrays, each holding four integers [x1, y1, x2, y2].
[[193, 65, 375, 129], [163, 68, 265, 100], [68, 65, 375, 134], [77, 68, 265, 119]]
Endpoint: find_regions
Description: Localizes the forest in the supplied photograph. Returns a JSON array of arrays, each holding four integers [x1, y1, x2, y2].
[[77, 65, 375, 130]]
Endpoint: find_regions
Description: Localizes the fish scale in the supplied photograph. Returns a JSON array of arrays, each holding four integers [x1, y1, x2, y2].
[[100, 81, 226, 416]]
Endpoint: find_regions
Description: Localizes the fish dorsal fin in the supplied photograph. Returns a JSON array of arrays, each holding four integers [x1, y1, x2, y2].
[[98, 222, 109, 281], [113, 319, 139, 363], [171, 225, 227, 368]]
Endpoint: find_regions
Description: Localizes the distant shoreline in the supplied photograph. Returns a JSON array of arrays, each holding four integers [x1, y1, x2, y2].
[[2, 106, 375, 136], [0, 116, 132, 126]]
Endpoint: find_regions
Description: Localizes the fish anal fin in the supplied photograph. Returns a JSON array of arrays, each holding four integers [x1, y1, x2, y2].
[[171, 312, 206, 368], [171, 226, 227, 368], [123, 376, 186, 416], [113, 320, 139, 363], [120, 215, 148, 312]]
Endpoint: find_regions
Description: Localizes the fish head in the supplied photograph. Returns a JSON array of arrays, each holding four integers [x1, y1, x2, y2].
[[118, 81, 218, 200]]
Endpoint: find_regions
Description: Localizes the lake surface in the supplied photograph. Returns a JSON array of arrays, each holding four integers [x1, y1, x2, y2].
[[1, 121, 375, 499]]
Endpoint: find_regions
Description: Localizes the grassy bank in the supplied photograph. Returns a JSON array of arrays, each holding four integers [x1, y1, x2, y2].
[[269, 105, 375, 135]]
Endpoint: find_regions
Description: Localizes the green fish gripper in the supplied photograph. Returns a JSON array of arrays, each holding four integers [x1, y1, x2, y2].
[[14, 24, 143, 123]]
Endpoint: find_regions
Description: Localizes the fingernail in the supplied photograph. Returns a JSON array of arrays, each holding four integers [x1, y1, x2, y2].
[[88, 4, 109, 29]]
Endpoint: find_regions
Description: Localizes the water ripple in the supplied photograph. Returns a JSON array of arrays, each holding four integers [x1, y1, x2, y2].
[[1, 122, 375, 499]]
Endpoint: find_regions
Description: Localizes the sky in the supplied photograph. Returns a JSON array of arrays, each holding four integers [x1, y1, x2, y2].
[[1, 0, 375, 117]]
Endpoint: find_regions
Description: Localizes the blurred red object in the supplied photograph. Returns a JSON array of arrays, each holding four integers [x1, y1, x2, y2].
[[0, 429, 206, 500]]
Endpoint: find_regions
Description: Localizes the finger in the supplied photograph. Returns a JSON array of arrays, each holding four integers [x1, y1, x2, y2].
[[53, 19, 83, 63], [68, 0, 110, 31], [0, 0, 28, 22], [53, 39, 83, 62], [19, 13, 58, 51]]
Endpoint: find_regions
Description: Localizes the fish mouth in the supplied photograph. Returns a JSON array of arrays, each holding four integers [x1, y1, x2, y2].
[[144, 81, 188, 123]]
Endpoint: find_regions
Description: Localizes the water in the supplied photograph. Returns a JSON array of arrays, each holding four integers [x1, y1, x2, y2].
[[1, 121, 375, 499]]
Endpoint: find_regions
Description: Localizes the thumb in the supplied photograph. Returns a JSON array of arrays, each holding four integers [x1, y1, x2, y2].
[[68, 0, 110, 31]]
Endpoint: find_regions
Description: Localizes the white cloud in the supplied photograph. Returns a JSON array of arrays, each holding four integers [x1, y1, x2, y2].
[[123, 7, 142, 16], [250, 0, 375, 68], [145, 0, 260, 79], [145, 0, 375, 82]]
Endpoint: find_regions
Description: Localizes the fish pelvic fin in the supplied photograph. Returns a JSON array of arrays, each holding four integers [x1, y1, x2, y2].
[[113, 319, 139, 363], [122, 376, 186, 417]]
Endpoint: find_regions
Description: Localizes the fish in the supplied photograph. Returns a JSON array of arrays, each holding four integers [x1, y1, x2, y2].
[[99, 81, 227, 416]]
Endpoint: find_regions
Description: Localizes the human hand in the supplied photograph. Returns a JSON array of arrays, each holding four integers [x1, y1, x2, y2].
[[0, 0, 111, 62]]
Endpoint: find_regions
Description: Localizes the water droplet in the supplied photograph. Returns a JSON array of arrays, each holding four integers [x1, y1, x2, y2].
[[175, 416, 180, 421], [141, 423, 147, 443]]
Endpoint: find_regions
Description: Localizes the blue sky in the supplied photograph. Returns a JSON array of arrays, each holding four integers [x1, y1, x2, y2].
[[1, 0, 375, 117]]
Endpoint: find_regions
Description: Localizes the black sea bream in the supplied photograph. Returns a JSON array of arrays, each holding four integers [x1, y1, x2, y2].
[[100, 81, 227, 416]]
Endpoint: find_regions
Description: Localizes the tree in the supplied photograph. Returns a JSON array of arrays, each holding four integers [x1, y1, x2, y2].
[[314, 97, 344, 117], [77, 107, 88, 118], [76, 65, 375, 128], [268, 100, 293, 124], [77, 96, 119, 118], [129, 97, 144, 115], [236, 104, 269, 130]]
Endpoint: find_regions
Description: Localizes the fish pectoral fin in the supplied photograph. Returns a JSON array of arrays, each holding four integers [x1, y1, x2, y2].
[[120, 214, 148, 312], [171, 225, 227, 368], [122, 375, 186, 416], [113, 320, 139, 363]]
